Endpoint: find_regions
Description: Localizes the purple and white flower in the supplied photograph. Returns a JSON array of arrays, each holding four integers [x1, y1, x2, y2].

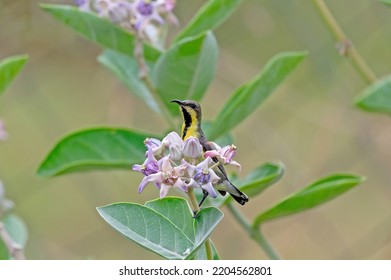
[[183, 157, 220, 198], [132, 147, 159, 176], [204, 143, 241, 170], [137, 156, 187, 198], [74, 0, 177, 40]]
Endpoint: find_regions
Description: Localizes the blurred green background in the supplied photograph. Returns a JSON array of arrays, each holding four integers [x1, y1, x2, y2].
[[1, 0, 391, 259]]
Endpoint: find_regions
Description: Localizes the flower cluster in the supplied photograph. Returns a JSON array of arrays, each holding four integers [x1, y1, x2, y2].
[[132, 131, 241, 199], [74, 0, 177, 42]]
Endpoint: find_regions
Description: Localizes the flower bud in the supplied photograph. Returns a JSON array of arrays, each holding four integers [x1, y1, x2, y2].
[[183, 137, 203, 159], [162, 131, 183, 148], [144, 138, 162, 149], [169, 143, 183, 161]]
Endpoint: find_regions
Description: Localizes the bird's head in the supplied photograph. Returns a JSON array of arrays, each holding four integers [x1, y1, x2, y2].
[[171, 99, 202, 120]]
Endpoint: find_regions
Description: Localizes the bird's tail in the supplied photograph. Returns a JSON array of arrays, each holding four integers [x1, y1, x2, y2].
[[222, 180, 249, 205]]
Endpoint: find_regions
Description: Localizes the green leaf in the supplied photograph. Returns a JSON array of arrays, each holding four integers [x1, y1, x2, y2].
[[355, 75, 391, 115], [37, 127, 151, 177], [252, 174, 365, 228], [208, 51, 307, 140], [175, 0, 242, 41], [153, 31, 218, 116], [145, 197, 195, 241], [97, 198, 223, 260], [3, 214, 28, 248], [381, 0, 391, 6], [0, 55, 28, 97], [98, 50, 160, 113], [40, 4, 161, 62], [239, 162, 284, 198], [185, 207, 224, 259], [97, 201, 194, 260]]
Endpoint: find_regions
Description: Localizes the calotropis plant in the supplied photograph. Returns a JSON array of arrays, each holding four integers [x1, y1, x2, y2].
[[37, 0, 365, 259]]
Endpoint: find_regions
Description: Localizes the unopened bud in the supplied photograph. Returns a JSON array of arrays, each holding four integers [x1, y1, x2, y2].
[[183, 137, 203, 159]]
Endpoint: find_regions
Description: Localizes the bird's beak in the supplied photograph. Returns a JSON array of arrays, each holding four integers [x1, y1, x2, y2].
[[171, 99, 184, 106]]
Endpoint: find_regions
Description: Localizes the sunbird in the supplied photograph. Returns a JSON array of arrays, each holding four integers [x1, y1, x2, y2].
[[171, 99, 249, 206]]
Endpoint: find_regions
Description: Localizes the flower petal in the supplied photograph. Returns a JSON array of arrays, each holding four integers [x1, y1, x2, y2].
[[201, 182, 218, 198], [132, 164, 143, 173], [138, 177, 150, 193], [185, 178, 200, 189], [209, 169, 221, 184], [145, 172, 162, 183], [173, 177, 187, 192], [182, 159, 196, 176], [229, 160, 241, 171], [159, 183, 171, 198], [197, 157, 212, 169], [161, 156, 172, 172], [203, 150, 220, 159]]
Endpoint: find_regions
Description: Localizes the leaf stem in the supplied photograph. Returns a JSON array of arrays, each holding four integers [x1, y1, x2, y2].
[[312, 0, 377, 84], [0, 221, 25, 260], [187, 188, 214, 260], [226, 202, 281, 260], [134, 35, 177, 129]]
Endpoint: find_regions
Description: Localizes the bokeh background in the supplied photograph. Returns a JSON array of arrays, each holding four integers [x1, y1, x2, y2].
[[1, 0, 391, 259]]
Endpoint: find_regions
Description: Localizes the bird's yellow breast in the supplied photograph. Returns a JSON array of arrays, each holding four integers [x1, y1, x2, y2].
[[181, 109, 200, 140]]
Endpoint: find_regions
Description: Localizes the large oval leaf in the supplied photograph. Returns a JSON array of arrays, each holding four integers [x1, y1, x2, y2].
[[145, 197, 195, 241], [175, 0, 242, 41], [97, 197, 223, 260], [208, 51, 307, 140], [355, 75, 391, 115], [0, 55, 28, 97], [37, 127, 151, 177], [98, 50, 160, 113], [153, 31, 218, 116], [97, 202, 194, 260], [252, 174, 365, 228], [40, 4, 161, 62]]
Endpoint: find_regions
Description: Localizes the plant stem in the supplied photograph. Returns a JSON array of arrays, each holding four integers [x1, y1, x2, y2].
[[312, 0, 377, 84], [187, 188, 214, 260], [134, 36, 177, 129], [187, 188, 200, 212], [0, 221, 25, 260], [204, 238, 213, 260], [226, 203, 281, 260]]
